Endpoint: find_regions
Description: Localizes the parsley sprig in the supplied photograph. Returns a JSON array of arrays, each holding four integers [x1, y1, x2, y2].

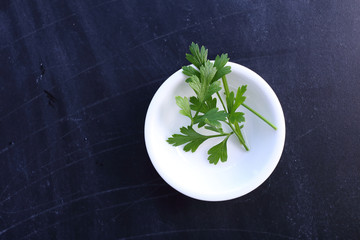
[[167, 43, 276, 164]]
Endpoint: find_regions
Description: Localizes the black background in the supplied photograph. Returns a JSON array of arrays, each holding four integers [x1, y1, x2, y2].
[[1, 0, 360, 239]]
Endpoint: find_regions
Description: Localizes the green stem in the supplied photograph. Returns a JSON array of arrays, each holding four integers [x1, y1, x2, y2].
[[241, 103, 277, 130], [221, 76, 230, 96], [193, 110, 201, 119], [225, 121, 249, 151], [191, 102, 203, 126], [216, 90, 249, 150], [208, 132, 232, 139], [234, 122, 245, 143], [216, 92, 227, 111], [223, 75, 277, 131]]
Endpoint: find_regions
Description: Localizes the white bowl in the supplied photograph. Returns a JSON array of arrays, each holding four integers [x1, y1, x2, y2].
[[144, 62, 285, 201]]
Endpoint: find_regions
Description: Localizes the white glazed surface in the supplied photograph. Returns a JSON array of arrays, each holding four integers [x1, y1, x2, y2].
[[144, 62, 285, 201]]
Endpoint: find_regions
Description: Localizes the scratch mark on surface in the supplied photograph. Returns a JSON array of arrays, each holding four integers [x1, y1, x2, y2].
[[66, 117, 83, 122], [98, 193, 176, 213], [232, 49, 296, 62], [1, 0, 132, 51], [295, 126, 319, 141], [31, 63, 77, 76], [0, 13, 76, 50], [0, 106, 136, 200], [0, 95, 39, 122], [0, 3, 272, 121], [0, 179, 163, 236], [93, 0, 123, 8], [19, 184, 169, 239], [38, 131, 142, 172], [0, 76, 163, 159], [20, 211, 89, 239], [0, 140, 143, 205], [0, 147, 9, 154], [107, 185, 174, 221], [0, 124, 84, 199], [126, 5, 273, 53], [110, 192, 177, 222], [0, 191, 82, 214], [0, 56, 109, 122], [118, 228, 296, 240], [0, 74, 159, 205]]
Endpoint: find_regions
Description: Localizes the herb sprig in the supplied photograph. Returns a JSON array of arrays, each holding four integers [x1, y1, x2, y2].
[[167, 43, 276, 164]]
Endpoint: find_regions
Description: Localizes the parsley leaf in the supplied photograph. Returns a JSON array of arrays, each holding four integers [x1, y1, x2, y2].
[[212, 54, 232, 83], [234, 85, 247, 110], [189, 96, 217, 113], [228, 112, 245, 124], [200, 61, 217, 85], [226, 91, 235, 113], [194, 108, 228, 128], [186, 61, 221, 103], [167, 126, 226, 153], [185, 42, 208, 69], [204, 125, 224, 134], [175, 96, 192, 120], [186, 75, 201, 96], [182, 65, 200, 78], [226, 85, 247, 124], [226, 85, 247, 113], [214, 53, 229, 70], [207, 135, 231, 164]]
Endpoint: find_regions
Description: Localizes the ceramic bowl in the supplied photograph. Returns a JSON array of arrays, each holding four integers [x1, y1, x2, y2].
[[144, 62, 285, 201]]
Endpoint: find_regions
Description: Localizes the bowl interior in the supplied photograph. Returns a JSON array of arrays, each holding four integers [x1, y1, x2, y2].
[[145, 62, 285, 201]]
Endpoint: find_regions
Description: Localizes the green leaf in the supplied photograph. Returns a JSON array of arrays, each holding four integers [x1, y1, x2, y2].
[[198, 61, 218, 101], [233, 85, 247, 110], [226, 91, 235, 113], [189, 96, 217, 113], [205, 125, 224, 134], [167, 126, 210, 152], [226, 85, 247, 114], [185, 54, 199, 69], [185, 42, 208, 69], [212, 66, 231, 83], [195, 108, 228, 128], [200, 61, 217, 84], [184, 46, 231, 84], [175, 96, 192, 119], [207, 135, 230, 164], [212, 54, 231, 82], [214, 54, 229, 70], [205, 81, 221, 100], [228, 112, 245, 124], [187, 61, 219, 103], [182, 65, 200, 78], [186, 75, 201, 96]]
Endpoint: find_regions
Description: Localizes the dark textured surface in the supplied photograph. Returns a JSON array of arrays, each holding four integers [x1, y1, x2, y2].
[[0, 0, 360, 239]]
